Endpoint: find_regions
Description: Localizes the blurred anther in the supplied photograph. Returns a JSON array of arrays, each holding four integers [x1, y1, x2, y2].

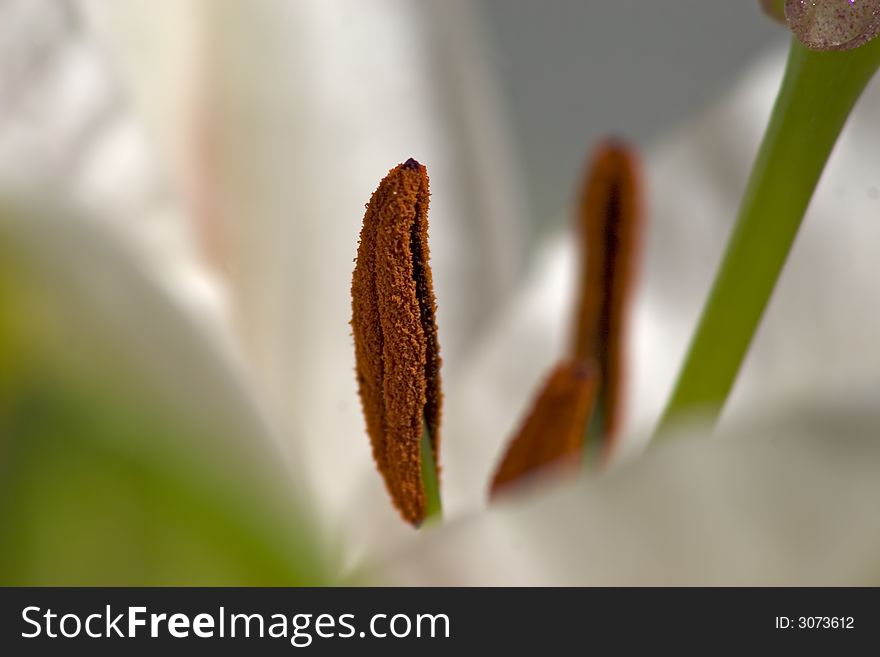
[[573, 140, 643, 455], [490, 360, 598, 499]]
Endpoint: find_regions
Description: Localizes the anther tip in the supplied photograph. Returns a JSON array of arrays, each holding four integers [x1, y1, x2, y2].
[[402, 157, 421, 171]]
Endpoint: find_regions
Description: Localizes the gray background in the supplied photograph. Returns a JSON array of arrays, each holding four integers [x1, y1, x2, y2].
[[475, 0, 784, 231]]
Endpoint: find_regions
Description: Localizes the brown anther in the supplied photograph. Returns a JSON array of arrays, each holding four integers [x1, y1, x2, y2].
[[572, 140, 642, 454], [351, 159, 442, 526], [489, 360, 598, 499]]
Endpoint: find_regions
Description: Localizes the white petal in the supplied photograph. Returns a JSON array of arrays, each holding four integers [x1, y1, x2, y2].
[[0, 199, 306, 509], [0, 0, 288, 484], [184, 0, 529, 561], [442, 235, 576, 516], [0, 0, 222, 339], [374, 399, 880, 585], [0, 0, 318, 498], [1, 0, 326, 575], [76, 0, 202, 199]]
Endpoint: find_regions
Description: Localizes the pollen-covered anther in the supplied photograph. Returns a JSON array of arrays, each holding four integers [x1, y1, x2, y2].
[[490, 360, 598, 499], [573, 139, 643, 452], [351, 159, 441, 526]]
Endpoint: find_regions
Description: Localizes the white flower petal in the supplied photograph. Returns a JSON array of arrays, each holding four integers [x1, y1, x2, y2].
[[442, 235, 575, 516], [375, 400, 880, 585], [76, 0, 202, 198], [0, 198, 327, 581], [0, 0, 221, 337], [1, 1, 326, 574], [0, 199, 304, 506], [184, 0, 529, 560]]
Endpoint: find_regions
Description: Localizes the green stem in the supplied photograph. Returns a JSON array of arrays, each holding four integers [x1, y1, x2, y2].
[[581, 389, 605, 467], [420, 418, 443, 524], [655, 36, 880, 438]]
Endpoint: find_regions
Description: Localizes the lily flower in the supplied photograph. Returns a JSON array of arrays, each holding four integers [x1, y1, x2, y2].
[[3, 0, 880, 585]]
